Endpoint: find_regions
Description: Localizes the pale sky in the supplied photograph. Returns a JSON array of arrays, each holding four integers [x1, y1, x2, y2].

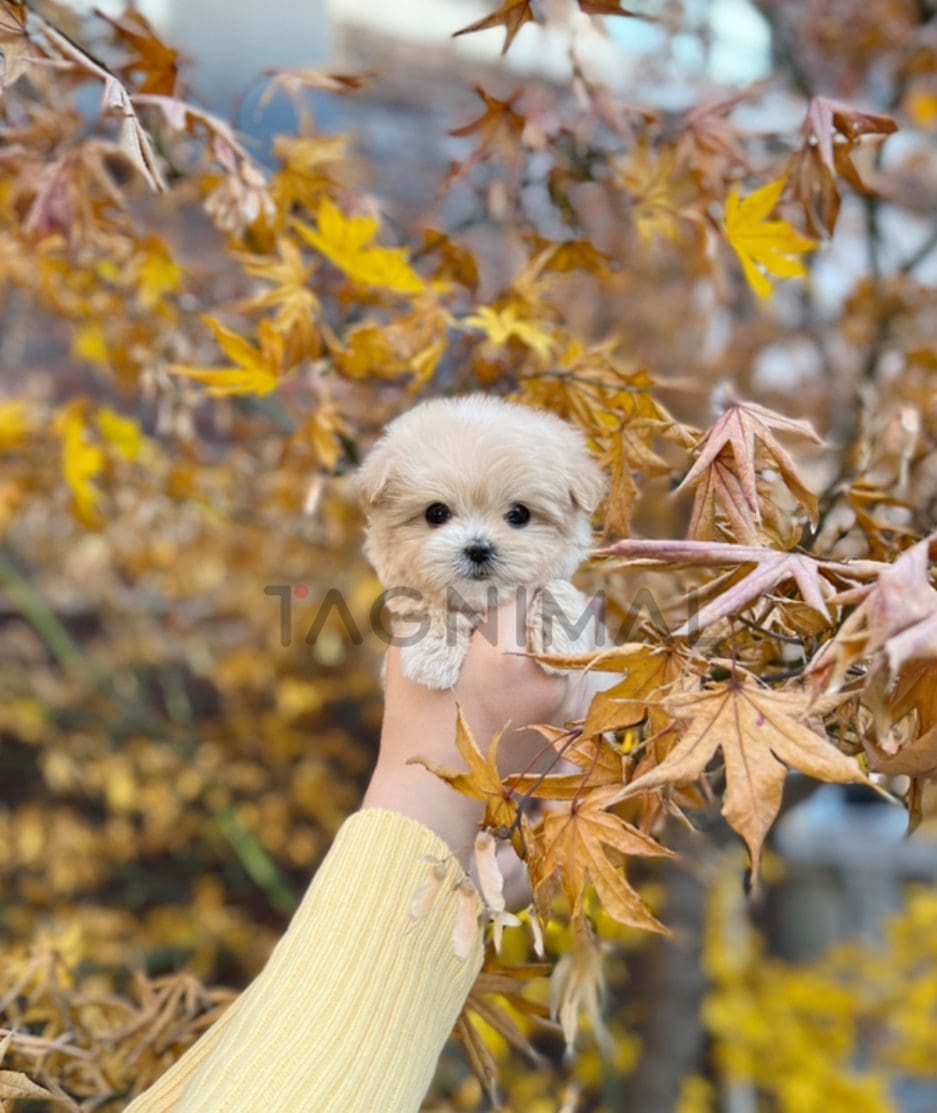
[[55, 0, 773, 88]]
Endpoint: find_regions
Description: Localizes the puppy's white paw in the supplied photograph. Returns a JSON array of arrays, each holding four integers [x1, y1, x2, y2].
[[400, 640, 465, 689], [527, 580, 597, 674], [398, 609, 473, 690]]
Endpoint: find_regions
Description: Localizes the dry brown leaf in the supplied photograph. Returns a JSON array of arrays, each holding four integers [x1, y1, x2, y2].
[[452, 2, 536, 54], [549, 916, 610, 1055], [410, 708, 520, 843], [600, 419, 672, 537], [508, 727, 627, 799], [888, 659, 937, 741], [24, 10, 166, 192], [803, 98, 897, 176], [456, 959, 555, 1105], [864, 725, 937, 778], [614, 677, 869, 883], [0, 4, 33, 89], [448, 86, 526, 179], [530, 788, 673, 932], [601, 537, 878, 636], [792, 98, 897, 236], [685, 454, 762, 543], [809, 535, 937, 692], [674, 392, 821, 540], [581, 643, 684, 737], [99, 9, 179, 96], [577, 0, 647, 14], [0, 1070, 57, 1102]]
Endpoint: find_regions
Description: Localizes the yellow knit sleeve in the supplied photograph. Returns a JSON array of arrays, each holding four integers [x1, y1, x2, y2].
[[124, 808, 485, 1113]]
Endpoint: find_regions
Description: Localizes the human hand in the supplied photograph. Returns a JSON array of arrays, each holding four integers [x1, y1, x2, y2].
[[362, 593, 591, 868]]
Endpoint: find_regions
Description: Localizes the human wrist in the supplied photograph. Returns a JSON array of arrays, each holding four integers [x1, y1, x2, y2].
[[361, 756, 483, 867]]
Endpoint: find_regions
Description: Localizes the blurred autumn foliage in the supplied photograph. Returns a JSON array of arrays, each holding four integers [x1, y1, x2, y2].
[[1, 0, 937, 1109]]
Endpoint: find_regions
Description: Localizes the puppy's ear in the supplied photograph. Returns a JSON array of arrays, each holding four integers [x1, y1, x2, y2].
[[355, 438, 393, 508], [568, 451, 606, 514]]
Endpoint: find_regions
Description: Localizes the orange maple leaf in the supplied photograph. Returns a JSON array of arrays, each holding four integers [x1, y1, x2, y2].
[[508, 726, 629, 800], [452, 2, 536, 54], [527, 643, 686, 740], [581, 643, 684, 738], [531, 788, 673, 932], [100, 9, 179, 96], [449, 86, 525, 178], [410, 707, 520, 838], [614, 677, 870, 884], [577, 0, 647, 13]]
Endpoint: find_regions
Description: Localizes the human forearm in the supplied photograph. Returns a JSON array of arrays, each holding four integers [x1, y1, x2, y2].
[[125, 809, 484, 1113]]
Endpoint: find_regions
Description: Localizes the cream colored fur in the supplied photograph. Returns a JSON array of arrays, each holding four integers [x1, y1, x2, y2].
[[357, 395, 606, 690]]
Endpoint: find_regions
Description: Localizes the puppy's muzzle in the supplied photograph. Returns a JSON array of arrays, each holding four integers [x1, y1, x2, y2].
[[463, 539, 495, 577]]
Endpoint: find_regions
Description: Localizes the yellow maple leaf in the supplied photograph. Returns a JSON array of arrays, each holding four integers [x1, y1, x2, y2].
[[724, 176, 815, 299], [238, 238, 318, 325], [72, 321, 110, 367], [170, 317, 283, 396], [271, 134, 348, 211], [97, 408, 143, 460], [462, 304, 555, 359], [55, 405, 104, 525], [237, 238, 322, 365], [306, 404, 352, 471], [620, 143, 691, 244], [904, 88, 937, 130], [132, 234, 182, 308], [334, 322, 401, 380], [293, 199, 424, 295], [409, 338, 446, 388], [0, 401, 30, 451]]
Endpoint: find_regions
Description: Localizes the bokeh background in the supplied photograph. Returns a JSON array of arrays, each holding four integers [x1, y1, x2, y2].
[[1, 1, 937, 1110]]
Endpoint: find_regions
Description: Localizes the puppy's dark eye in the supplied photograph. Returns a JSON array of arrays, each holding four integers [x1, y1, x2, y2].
[[505, 503, 531, 528], [425, 503, 451, 527]]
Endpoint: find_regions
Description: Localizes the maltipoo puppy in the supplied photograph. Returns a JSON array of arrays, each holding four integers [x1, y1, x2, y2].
[[357, 395, 606, 690]]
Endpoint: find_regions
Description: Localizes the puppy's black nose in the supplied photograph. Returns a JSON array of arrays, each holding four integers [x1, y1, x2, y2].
[[464, 540, 493, 565]]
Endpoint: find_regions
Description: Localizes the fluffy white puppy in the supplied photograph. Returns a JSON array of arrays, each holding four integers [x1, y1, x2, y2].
[[357, 395, 606, 689]]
